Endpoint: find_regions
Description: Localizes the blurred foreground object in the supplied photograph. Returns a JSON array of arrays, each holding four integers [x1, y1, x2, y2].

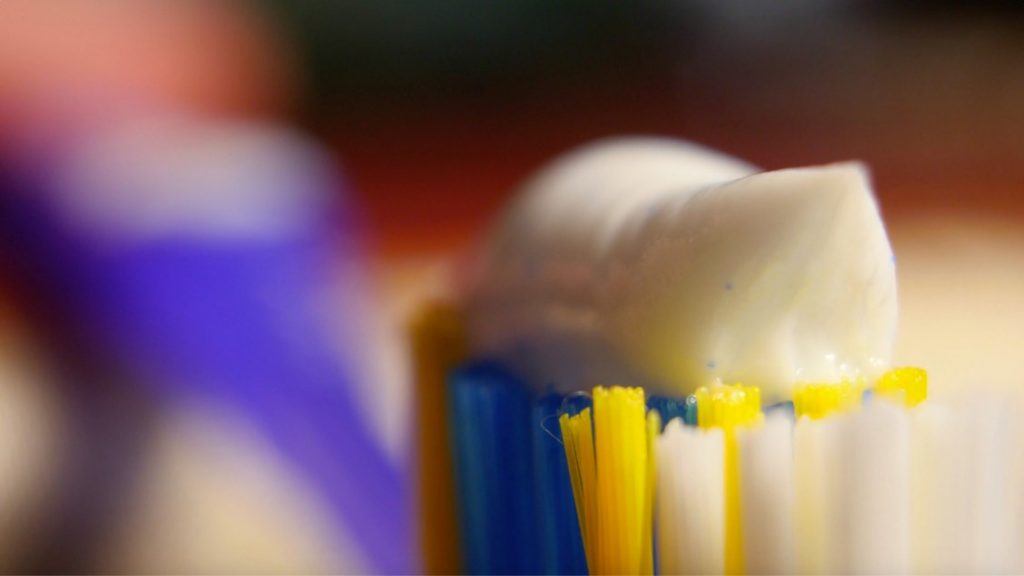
[[0, 302, 63, 572], [0, 0, 295, 156], [0, 117, 406, 573]]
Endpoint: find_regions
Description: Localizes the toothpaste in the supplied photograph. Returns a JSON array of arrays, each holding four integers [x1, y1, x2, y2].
[[466, 137, 896, 401]]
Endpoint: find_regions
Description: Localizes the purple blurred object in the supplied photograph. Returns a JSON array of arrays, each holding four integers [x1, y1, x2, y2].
[[0, 118, 408, 573]]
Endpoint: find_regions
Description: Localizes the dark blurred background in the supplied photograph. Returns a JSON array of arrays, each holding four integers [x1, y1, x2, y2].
[[0, 1, 1021, 573], [5, 1, 1023, 255], [263, 0, 1024, 255]]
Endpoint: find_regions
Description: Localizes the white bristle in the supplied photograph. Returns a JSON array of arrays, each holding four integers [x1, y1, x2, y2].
[[792, 414, 845, 573], [738, 412, 794, 574], [839, 400, 911, 574], [910, 396, 1024, 573], [656, 419, 725, 575], [619, 391, 1024, 575]]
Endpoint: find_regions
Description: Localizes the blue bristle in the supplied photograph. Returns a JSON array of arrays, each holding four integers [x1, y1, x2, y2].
[[861, 388, 875, 404], [647, 394, 698, 429], [764, 400, 795, 420], [448, 362, 540, 574], [533, 392, 589, 574], [560, 392, 593, 417]]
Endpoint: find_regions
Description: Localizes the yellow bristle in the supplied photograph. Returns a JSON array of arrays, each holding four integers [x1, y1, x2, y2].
[[559, 407, 598, 570], [641, 410, 660, 576], [875, 367, 928, 407], [697, 384, 763, 430], [792, 381, 864, 420], [696, 384, 763, 576], [561, 386, 653, 575], [409, 302, 466, 574]]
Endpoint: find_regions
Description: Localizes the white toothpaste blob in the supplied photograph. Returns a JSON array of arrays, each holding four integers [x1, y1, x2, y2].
[[465, 137, 897, 401]]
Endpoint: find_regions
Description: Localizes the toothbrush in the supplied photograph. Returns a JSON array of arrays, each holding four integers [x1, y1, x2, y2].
[[413, 137, 1021, 575]]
